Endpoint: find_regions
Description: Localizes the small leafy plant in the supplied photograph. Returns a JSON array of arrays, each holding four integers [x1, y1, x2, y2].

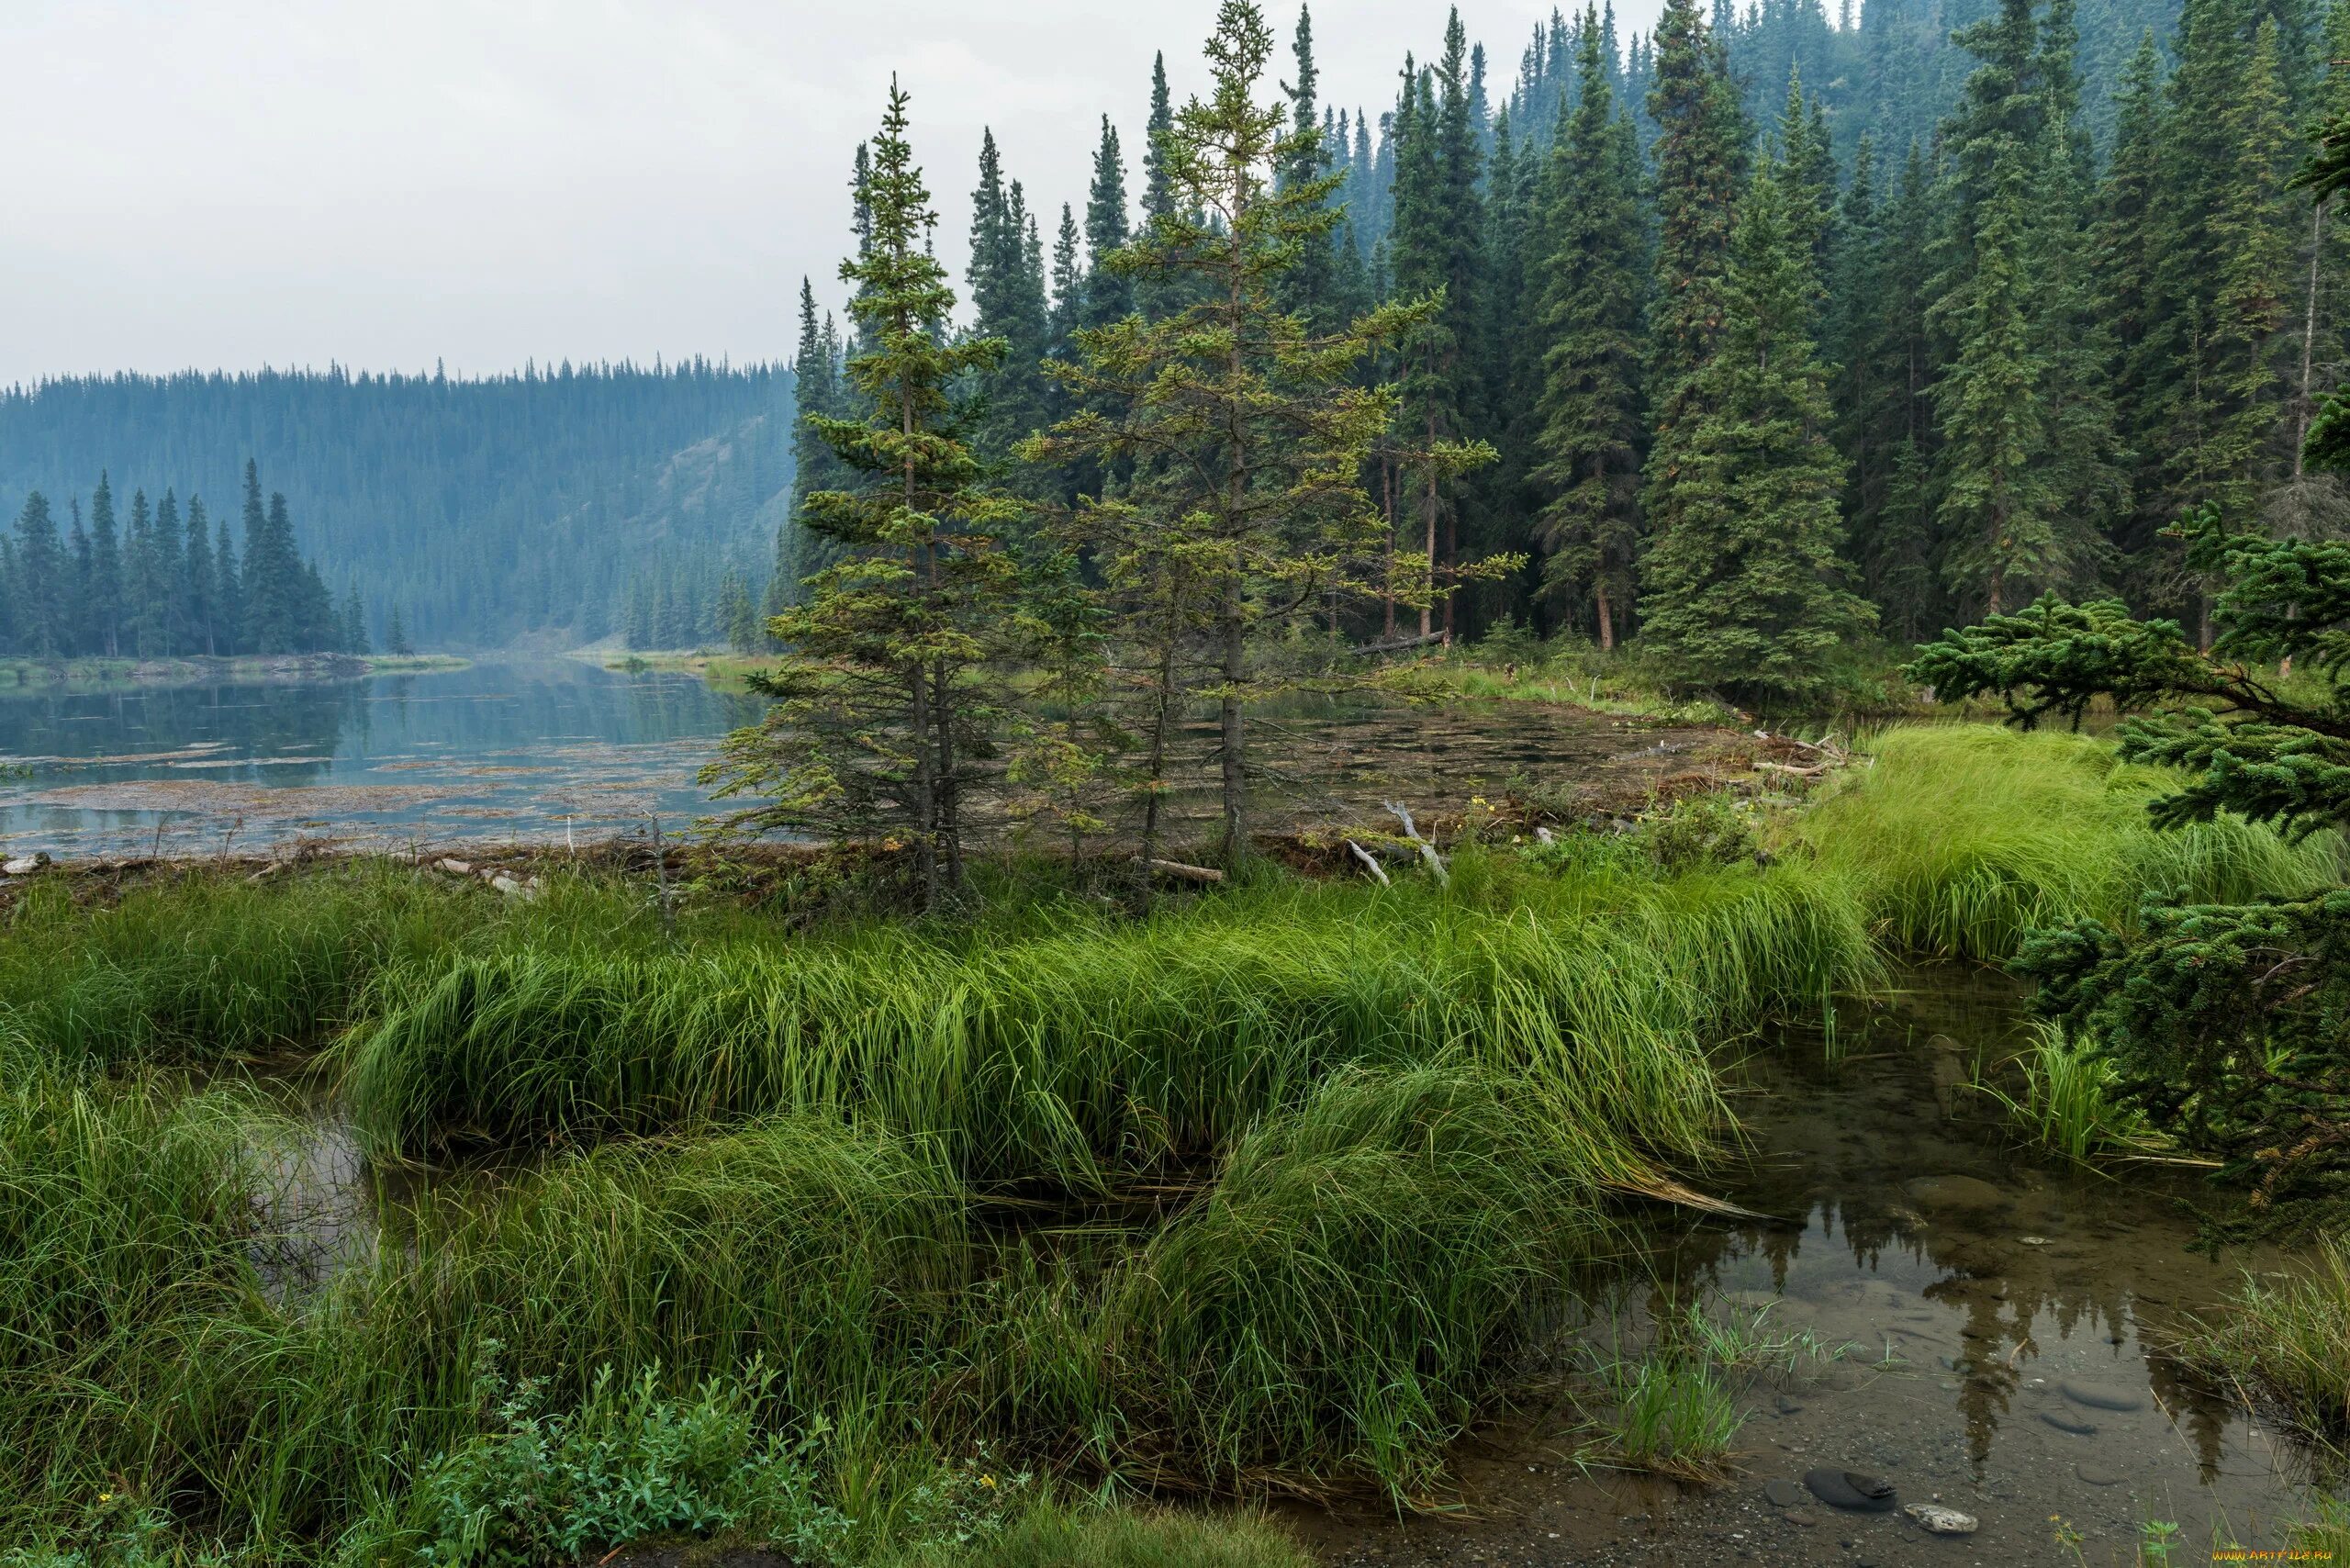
[[396, 1350, 849, 1567]]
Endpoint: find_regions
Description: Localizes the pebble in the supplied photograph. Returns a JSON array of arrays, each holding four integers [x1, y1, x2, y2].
[[2076, 1462, 2128, 1486], [1763, 1478, 1807, 1507], [2040, 1409, 2098, 1436], [435, 857, 473, 875], [1, 853, 49, 874], [2020, 1235, 2052, 1246], [1803, 1469, 1898, 1512], [1774, 1393, 1806, 1416], [1904, 1504, 1979, 1536], [2060, 1378, 2145, 1412], [1782, 1511, 1818, 1528]]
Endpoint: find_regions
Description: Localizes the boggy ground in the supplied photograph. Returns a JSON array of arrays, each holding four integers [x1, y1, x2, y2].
[[0, 725, 2342, 1566]]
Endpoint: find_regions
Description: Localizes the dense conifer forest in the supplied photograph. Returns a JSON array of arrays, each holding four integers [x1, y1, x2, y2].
[[774, 0, 2348, 695], [0, 462, 359, 660], [0, 363, 792, 653]]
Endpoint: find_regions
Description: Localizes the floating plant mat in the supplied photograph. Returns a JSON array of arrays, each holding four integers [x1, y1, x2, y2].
[[1295, 966, 2337, 1567]]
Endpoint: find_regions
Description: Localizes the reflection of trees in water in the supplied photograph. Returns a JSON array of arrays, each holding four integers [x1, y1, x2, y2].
[[1645, 970, 2252, 1478], [0, 681, 355, 781]]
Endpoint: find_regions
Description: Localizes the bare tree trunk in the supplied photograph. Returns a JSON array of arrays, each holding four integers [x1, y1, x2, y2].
[[1218, 152, 1249, 865], [905, 389, 938, 907], [1419, 417, 1438, 643], [1381, 457, 1397, 638], [1443, 510, 1458, 645], [1596, 584, 1616, 652], [1139, 618, 1176, 866], [2297, 199, 2328, 476]]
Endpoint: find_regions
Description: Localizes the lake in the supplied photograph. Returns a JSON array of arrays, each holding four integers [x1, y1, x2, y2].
[[0, 661, 1729, 862], [0, 660, 765, 860]]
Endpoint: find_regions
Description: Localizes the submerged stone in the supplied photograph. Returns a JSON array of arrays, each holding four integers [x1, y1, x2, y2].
[[1804, 1469, 1898, 1512], [2060, 1378, 2144, 1412], [1902, 1174, 2009, 1212], [1763, 1478, 1807, 1507], [2040, 1409, 2098, 1436], [1904, 1504, 1978, 1535]]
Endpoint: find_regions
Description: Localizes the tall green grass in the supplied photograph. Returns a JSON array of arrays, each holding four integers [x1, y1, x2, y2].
[[1802, 725, 2338, 960], [337, 857, 1874, 1189], [0, 864, 488, 1066], [1104, 1061, 1608, 1497]]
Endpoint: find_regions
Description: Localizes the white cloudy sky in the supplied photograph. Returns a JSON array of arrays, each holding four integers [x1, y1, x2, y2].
[[2, 1, 1669, 386]]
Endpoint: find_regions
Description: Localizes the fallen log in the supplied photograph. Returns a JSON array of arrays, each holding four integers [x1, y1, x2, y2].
[[1141, 857, 1225, 884], [1347, 631, 1449, 656]]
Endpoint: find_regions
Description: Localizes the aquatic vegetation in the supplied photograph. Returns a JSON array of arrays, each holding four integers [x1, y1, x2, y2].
[[1972, 1020, 2166, 1166], [1801, 724, 2335, 961], [2177, 1239, 2350, 1453]]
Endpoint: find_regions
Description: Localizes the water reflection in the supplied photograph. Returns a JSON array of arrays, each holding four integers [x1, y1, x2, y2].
[[0, 659, 765, 857], [1649, 967, 2319, 1551]]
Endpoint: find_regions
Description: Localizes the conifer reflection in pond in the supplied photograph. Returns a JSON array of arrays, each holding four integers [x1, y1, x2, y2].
[[1312, 968, 2332, 1567], [0, 660, 762, 857]]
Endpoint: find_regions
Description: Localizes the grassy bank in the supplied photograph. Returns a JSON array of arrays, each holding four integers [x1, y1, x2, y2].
[[1801, 724, 2339, 959], [1, 721, 2336, 1561]]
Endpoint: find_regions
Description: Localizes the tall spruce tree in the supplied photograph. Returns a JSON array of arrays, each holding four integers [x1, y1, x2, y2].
[[1031, 0, 1460, 860], [1531, 10, 1649, 647], [1641, 0, 1749, 618], [709, 81, 1024, 905], [1640, 155, 1876, 699], [87, 472, 121, 656], [967, 133, 1055, 471]]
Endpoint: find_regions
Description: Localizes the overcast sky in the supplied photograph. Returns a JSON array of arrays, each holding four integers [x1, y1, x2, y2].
[[2, 0, 1673, 387]]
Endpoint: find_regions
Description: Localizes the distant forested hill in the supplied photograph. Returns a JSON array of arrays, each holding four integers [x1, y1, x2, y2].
[[0, 363, 794, 650]]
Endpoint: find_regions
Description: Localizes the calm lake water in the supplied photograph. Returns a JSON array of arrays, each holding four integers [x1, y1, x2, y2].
[[0, 664, 1728, 862], [0, 660, 764, 859]]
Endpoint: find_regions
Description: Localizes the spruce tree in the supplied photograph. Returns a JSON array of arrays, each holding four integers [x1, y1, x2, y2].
[[1531, 10, 1649, 648], [341, 580, 369, 655], [1082, 118, 1134, 328], [1641, 0, 1749, 611], [1030, 0, 1462, 860], [10, 493, 65, 658], [1640, 155, 1876, 700], [88, 472, 121, 656], [184, 496, 216, 655], [966, 133, 1054, 471], [1276, 4, 1339, 329], [214, 511, 241, 655], [709, 80, 1025, 905]]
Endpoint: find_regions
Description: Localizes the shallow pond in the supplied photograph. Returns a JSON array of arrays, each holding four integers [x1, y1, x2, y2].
[[1304, 967, 2336, 1566]]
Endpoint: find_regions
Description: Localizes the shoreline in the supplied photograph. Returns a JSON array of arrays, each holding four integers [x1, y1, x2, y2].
[[0, 652, 469, 692]]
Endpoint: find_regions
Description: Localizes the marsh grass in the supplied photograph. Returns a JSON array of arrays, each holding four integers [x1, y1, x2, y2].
[[17, 720, 2334, 1556], [1972, 1021, 2168, 1166], [0, 863, 489, 1067], [2177, 1240, 2350, 1454], [1801, 726, 2337, 960], [338, 854, 1875, 1189]]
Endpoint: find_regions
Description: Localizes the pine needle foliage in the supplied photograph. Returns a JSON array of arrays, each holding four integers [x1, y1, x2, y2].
[[708, 82, 1031, 907], [1024, 1, 1476, 861]]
